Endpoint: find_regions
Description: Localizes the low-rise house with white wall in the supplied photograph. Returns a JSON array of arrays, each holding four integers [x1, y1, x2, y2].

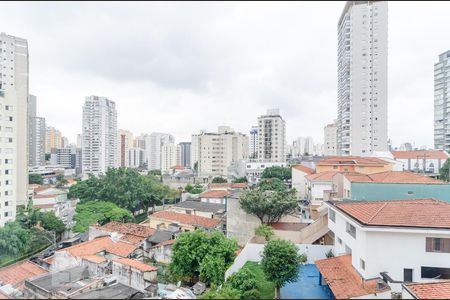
[[112, 258, 158, 291], [305, 171, 339, 201], [292, 164, 315, 199], [199, 190, 230, 204], [169, 200, 225, 219], [317, 198, 450, 299], [391, 150, 449, 175]]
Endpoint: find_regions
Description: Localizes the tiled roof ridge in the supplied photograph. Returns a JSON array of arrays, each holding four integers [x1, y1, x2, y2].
[[366, 202, 388, 224]]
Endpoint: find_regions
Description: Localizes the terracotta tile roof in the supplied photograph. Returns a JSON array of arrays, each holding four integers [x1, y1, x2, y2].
[[208, 183, 248, 189], [292, 164, 315, 174], [81, 255, 107, 264], [199, 190, 231, 198], [33, 204, 55, 209], [392, 150, 449, 160], [151, 211, 221, 229], [317, 156, 390, 166], [33, 186, 52, 193], [28, 184, 42, 190], [113, 258, 158, 272], [332, 198, 450, 229], [97, 221, 155, 242], [306, 171, 340, 182], [53, 236, 137, 262], [343, 171, 447, 184], [0, 290, 8, 299], [315, 255, 387, 299], [0, 261, 48, 289], [405, 280, 450, 299]]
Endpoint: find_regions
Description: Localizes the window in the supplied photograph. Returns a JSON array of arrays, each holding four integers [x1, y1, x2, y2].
[[360, 258, 365, 270], [346, 222, 356, 238], [329, 209, 336, 222], [404, 269, 413, 282], [421, 266, 450, 279], [426, 237, 450, 253]]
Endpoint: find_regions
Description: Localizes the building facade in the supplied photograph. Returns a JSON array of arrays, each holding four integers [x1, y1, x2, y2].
[[45, 126, 62, 154], [0, 32, 29, 224], [197, 126, 249, 178], [249, 126, 258, 159], [81, 95, 118, 176], [434, 50, 450, 151], [28, 94, 46, 167], [337, 1, 388, 156], [178, 142, 191, 167], [118, 129, 133, 167], [161, 143, 178, 174], [145, 132, 174, 171], [324, 120, 338, 156], [128, 147, 144, 169], [257, 109, 286, 162]]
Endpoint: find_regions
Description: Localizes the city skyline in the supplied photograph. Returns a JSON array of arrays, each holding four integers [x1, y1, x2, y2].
[[1, 2, 450, 148]]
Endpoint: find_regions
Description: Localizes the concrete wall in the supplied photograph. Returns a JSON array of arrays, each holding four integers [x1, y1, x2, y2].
[[350, 183, 450, 202], [112, 262, 156, 292], [292, 168, 309, 199], [226, 197, 261, 246], [225, 243, 333, 279]]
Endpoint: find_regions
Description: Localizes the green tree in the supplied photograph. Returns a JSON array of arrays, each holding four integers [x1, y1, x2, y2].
[[226, 267, 259, 298], [0, 222, 30, 256], [73, 201, 133, 233], [185, 184, 204, 194], [440, 158, 450, 181], [28, 174, 43, 185], [211, 177, 227, 184], [169, 230, 238, 285], [199, 286, 241, 299], [148, 169, 161, 176], [259, 178, 287, 192], [45, 153, 51, 161], [254, 224, 274, 241], [40, 212, 66, 236], [232, 177, 247, 183], [261, 240, 307, 299], [261, 166, 292, 181], [239, 189, 298, 224]]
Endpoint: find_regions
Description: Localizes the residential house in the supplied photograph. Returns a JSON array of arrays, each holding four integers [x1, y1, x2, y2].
[[146, 239, 176, 264], [391, 150, 449, 175], [169, 200, 226, 219], [402, 280, 450, 299], [112, 258, 158, 291], [332, 171, 450, 202], [316, 156, 393, 174], [89, 221, 156, 248], [199, 190, 231, 205], [305, 171, 340, 201], [146, 211, 223, 232], [0, 261, 48, 298], [292, 164, 315, 199], [317, 199, 450, 299]]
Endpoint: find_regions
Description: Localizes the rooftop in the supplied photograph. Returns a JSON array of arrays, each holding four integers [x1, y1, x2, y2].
[[404, 280, 450, 299], [0, 261, 47, 290], [315, 255, 387, 299], [150, 211, 221, 229], [208, 183, 248, 189], [343, 171, 447, 184], [292, 164, 315, 174], [392, 150, 449, 160], [93, 221, 156, 245], [147, 229, 174, 244], [199, 190, 231, 198], [71, 283, 143, 299], [306, 171, 340, 182], [330, 198, 450, 229], [172, 200, 225, 214], [113, 258, 158, 272], [271, 222, 309, 231], [317, 156, 390, 166]]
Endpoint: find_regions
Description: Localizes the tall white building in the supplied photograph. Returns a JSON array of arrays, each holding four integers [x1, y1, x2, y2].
[[161, 143, 179, 173], [145, 132, 174, 171], [191, 133, 200, 170], [128, 147, 144, 169], [324, 120, 338, 156], [434, 50, 450, 151], [76, 134, 82, 149], [81, 95, 118, 176], [118, 129, 134, 167], [0, 33, 29, 225], [337, 1, 388, 156], [249, 126, 258, 159], [28, 94, 46, 167], [197, 126, 249, 178], [178, 142, 191, 167], [257, 109, 286, 162]]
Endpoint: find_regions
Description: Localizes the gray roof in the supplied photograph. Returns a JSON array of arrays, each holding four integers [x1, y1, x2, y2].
[[173, 200, 225, 214], [147, 230, 174, 244], [28, 266, 91, 292], [72, 283, 143, 299]]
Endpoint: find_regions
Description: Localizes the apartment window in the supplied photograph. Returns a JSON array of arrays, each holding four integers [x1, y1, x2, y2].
[[346, 222, 356, 238], [426, 237, 450, 253], [421, 266, 450, 279], [360, 258, 365, 270], [328, 209, 336, 222], [404, 269, 413, 282]]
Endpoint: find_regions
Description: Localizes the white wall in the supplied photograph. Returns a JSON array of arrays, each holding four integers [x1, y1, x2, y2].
[[308, 181, 332, 201], [292, 168, 308, 199], [225, 242, 333, 279]]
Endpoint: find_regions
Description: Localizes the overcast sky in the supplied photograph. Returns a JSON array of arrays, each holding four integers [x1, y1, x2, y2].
[[1, 1, 449, 148]]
